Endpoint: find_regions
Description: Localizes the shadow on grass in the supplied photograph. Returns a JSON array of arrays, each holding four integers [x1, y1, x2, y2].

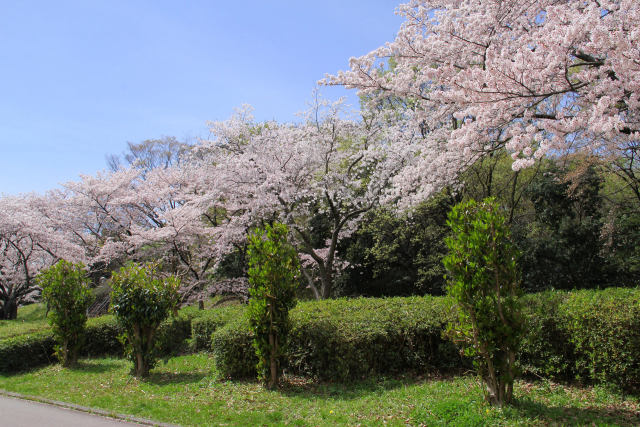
[[68, 358, 122, 374], [144, 371, 208, 386], [512, 397, 640, 426], [276, 371, 453, 401]]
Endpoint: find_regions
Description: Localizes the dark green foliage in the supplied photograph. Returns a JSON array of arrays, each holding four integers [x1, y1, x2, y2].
[[212, 296, 462, 381], [605, 208, 640, 285], [341, 190, 454, 296], [0, 331, 56, 372], [517, 292, 574, 380], [110, 262, 181, 377], [214, 245, 248, 279], [516, 164, 609, 290], [247, 223, 299, 388], [443, 198, 523, 406], [37, 260, 93, 366], [190, 305, 245, 351]]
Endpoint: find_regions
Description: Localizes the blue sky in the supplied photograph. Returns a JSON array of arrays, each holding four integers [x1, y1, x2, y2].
[[0, 1, 402, 195]]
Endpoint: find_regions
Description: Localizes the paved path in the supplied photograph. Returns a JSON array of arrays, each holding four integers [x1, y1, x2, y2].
[[0, 394, 146, 426]]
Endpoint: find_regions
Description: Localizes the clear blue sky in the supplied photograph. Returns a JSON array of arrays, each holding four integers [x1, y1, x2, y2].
[[0, 1, 402, 195]]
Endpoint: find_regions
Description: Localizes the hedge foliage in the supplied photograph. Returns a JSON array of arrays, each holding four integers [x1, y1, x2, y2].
[[190, 305, 245, 352], [213, 296, 462, 381], [0, 310, 202, 374], [519, 288, 640, 393], [212, 288, 640, 392], [3, 288, 640, 393]]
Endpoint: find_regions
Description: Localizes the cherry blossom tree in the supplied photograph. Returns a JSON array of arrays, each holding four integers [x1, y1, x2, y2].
[[324, 0, 640, 202], [0, 193, 86, 319], [64, 165, 219, 293], [196, 99, 409, 298]]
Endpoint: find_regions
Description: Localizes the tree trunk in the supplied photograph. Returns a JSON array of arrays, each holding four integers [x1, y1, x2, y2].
[[132, 324, 149, 377], [2, 300, 18, 320], [268, 331, 277, 389], [319, 268, 333, 299], [267, 301, 278, 389]]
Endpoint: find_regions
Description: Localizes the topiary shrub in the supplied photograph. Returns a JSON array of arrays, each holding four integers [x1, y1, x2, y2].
[[110, 262, 180, 377], [37, 260, 93, 367], [246, 222, 300, 388], [443, 198, 523, 406]]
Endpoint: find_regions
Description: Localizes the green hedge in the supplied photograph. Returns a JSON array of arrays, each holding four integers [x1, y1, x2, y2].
[[560, 288, 640, 392], [212, 296, 462, 381], [0, 331, 57, 372], [0, 310, 203, 374], [212, 289, 640, 391], [518, 291, 575, 380], [211, 315, 257, 378], [190, 305, 245, 352], [4, 288, 640, 392], [518, 288, 640, 393]]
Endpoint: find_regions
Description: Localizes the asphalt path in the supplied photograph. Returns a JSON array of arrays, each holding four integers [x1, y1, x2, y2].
[[0, 395, 146, 426]]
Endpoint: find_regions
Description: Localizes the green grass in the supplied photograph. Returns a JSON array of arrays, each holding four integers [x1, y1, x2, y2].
[[1, 354, 638, 426], [0, 303, 49, 339]]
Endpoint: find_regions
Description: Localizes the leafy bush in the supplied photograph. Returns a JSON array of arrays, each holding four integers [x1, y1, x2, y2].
[[37, 260, 93, 366], [110, 262, 181, 377], [247, 223, 300, 388], [443, 198, 523, 406]]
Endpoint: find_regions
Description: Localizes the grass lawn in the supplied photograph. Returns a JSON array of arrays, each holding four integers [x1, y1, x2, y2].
[[0, 354, 638, 426], [0, 303, 49, 339]]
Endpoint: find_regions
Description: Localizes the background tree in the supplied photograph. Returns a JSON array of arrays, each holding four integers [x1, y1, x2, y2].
[[340, 189, 455, 296], [106, 136, 191, 174], [326, 0, 640, 203], [0, 193, 87, 319], [195, 99, 409, 299]]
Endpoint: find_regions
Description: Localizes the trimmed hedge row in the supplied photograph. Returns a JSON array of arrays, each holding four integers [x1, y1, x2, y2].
[[190, 305, 245, 352], [4, 288, 639, 393], [0, 331, 57, 373], [212, 288, 640, 392], [519, 288, 640, 392], [0, 312, 200, 373], [213, 296, 464, 381]]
